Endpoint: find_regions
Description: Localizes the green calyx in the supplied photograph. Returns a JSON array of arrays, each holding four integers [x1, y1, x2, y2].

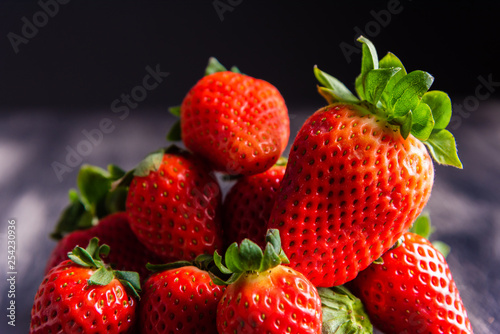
[[51, 164, 131, 240], [67, 237, 141, 299], [319, 286, 373, 334], [210, 229, 289, 285], [167, 57, 241, 141], [132, 145, 183, 177], [315, 36, 462, 168], [204, 57, 241, 76]]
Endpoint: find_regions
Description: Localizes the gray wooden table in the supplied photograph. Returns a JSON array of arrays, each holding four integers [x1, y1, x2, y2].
[[0, 104, 498, 333]]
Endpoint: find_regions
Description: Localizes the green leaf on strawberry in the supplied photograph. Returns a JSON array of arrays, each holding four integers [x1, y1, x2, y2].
[[422, 90, 452, 130], [431, 240, 451, 258], [166, 119, 182, 141], [211, 229, 289, 285], [133, 149, 165, 177], [204, 57, 241, 76], [424, 129, 463, 168], [66, 237, 141, 298], [51, 164, 133, 240], [77, 165, 113, 211], [364, 67, 401, 105], [411, 102, 434, 141], [409, 212, 434, 239], [389, 70, 434, 118], [205, 57, 228, 76], [315, 36, 462, 168], [319, 286, 373, 334], [168, 105, 181, 117], [314, 66, 359, 104]]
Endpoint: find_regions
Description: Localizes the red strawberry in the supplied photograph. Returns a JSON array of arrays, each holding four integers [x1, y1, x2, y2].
[[169, 58, 289, 176], [222, 158, 286, 247], [268, 37, 462, 287], [140, 257, 225, 333], [213, 229, 322, 334], [45, 212, 162, 281], [126, 146, 223, 262], [30, 238, 141, 334], [348, 232, 473, 333]]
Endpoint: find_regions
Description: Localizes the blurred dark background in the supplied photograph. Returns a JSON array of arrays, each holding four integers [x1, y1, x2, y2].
[[1, 0, 499, 111], [1, 1, 499, 333]]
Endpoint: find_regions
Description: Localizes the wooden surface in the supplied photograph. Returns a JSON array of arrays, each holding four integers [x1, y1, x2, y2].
[[0, 105, 498, 333]]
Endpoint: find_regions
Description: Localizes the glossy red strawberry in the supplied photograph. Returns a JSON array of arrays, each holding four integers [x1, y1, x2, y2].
[[268, 37, 462, 287], [222, 158, 286, 247], [45, 212, 162, 281], [213, 230, 322, 334], [349, 232, 473, 333], [30, 238, 141, 334], [169, 58, 289, 176], [140, 258, 225, 333], [126, 146, 223, 262]]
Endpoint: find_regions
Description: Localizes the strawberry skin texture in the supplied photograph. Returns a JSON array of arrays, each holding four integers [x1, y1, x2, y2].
[[223, 164, 286, 248], [181, 71, 289, 175], [217, 265, 322, 334], [349, 232, 473, 334], [141, 266, 224, 333], [45, 213, 162, 281], [127, 151, 223, 262], [268, 104, 434, 287], [30, 260, 136, 334]]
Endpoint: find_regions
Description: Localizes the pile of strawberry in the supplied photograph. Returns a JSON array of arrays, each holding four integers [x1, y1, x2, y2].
[[31, 37, 474, 334]]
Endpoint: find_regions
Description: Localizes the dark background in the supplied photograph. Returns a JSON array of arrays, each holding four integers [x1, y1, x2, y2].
[[1, 1, 499, 333], [1, 0, 499, 110]]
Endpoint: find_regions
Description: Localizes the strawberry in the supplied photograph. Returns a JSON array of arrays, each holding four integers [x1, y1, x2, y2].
[[168, 58, 289, 176], [140, 256, 225, 333], [267, 36, 462, 287], [222, 157, 287, 247], [45, 212, 162, 282], [126, 145, 223, 262], [30, 238, 141, 334], [212, 229, 322, 334], [348, 223, 473, 333]]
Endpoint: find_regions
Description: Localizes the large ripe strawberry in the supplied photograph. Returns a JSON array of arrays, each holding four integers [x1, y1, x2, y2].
[[348, 220, 473, 333], [30, 238, 141, 334], [268, 36, 462, 287], [212, 229, 322, 334], [45, 212, 162, 281], [168, 58, 289, 176], [140, 256, 225, 333], [222, 157, 287, 247], [126, 145, 223, 262]]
